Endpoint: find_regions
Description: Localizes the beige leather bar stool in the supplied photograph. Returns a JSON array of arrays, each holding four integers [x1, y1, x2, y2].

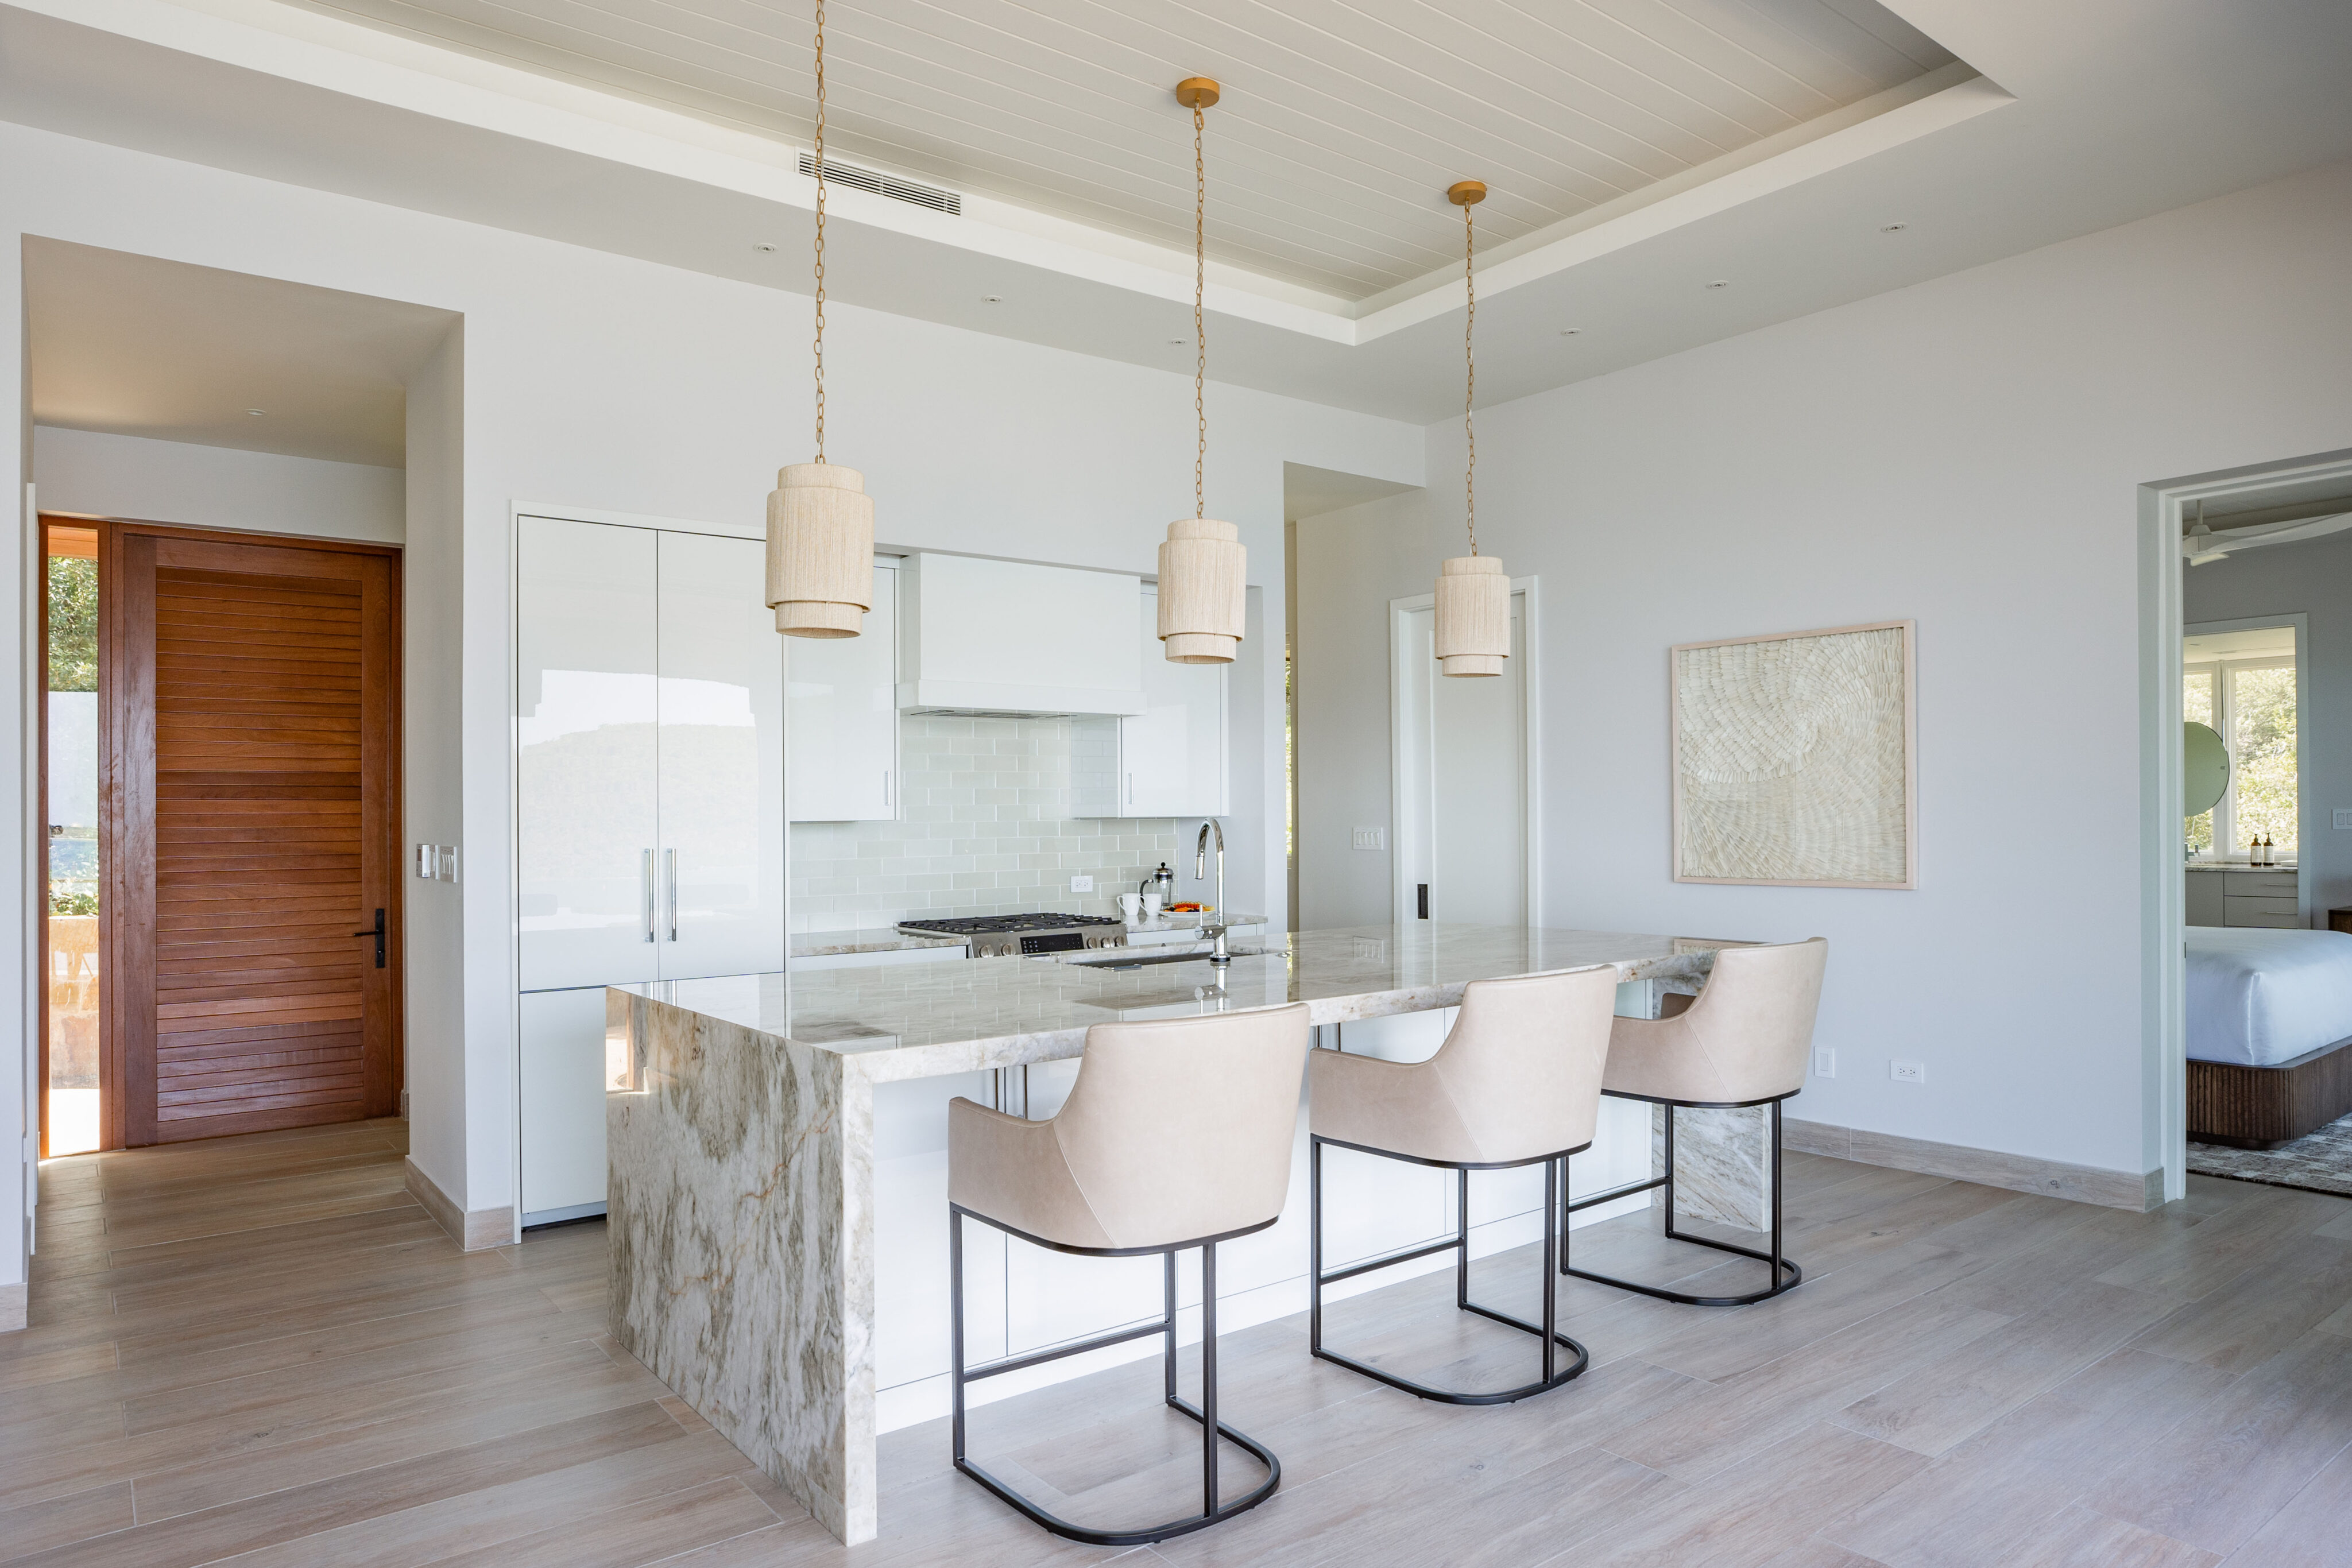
[[1307, 967, 1617, 1403], [947, 1002, 1313, 1547], [1563, 937, 1827, 1307]]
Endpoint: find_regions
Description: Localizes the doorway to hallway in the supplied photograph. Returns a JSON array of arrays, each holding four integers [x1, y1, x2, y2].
[[1390, 579, 1539, 928]]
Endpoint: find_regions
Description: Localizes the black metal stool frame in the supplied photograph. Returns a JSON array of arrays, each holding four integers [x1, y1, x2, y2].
[[1309, 1134, 1592, 1404], [949, 1204, 1281, 1547], [1560, 1091, 1802, 1307]]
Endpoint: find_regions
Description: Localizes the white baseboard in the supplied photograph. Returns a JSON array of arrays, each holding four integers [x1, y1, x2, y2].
[[1786, 1118, 2160, 1211], [405, 1157, 516, 1249]]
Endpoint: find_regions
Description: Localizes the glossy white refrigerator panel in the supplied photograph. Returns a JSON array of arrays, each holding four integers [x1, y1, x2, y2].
[[656, 530, 786, 981], [518, 987, 620, 1224], [788, 563, 898, 823], [517, 518, 659, 992]]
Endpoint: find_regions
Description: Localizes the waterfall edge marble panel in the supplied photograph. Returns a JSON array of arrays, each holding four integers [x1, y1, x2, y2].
[[606, 989, 872, 1541]]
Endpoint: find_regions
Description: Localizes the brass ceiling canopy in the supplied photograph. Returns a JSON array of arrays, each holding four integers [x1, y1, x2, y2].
[[1174, 77, 1221, 110], [1447, 180, 1488, 207]]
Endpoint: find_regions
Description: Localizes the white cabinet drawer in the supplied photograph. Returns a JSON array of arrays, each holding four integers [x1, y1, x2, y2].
[[2226, 894, 2299, 917], [2224, 872, 2299, 896]]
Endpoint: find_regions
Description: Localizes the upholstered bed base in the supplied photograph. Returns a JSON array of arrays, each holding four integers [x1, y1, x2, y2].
[[2189, 1034, 2352, 1149]]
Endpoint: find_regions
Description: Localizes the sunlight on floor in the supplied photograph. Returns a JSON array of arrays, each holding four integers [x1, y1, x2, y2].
[[46, 1087, 98, 1156]]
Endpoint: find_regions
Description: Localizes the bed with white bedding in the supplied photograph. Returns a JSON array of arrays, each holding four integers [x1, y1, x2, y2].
[[2187, 926, 2352, 1146]]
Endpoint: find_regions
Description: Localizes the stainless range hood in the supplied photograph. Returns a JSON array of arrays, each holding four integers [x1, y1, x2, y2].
[[896, 552, 1147, 717]]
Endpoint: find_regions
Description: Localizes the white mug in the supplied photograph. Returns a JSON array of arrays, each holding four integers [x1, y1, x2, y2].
[[1142, 893, 1163, 919], [1119, 892, 1143, 924]]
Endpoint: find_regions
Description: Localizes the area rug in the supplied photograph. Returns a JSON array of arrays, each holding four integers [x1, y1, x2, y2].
[[2189, 1110, 2352, 1197]]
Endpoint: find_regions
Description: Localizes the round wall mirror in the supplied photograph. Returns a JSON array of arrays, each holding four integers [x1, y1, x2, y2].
[[2184, 721, 2230, 817]]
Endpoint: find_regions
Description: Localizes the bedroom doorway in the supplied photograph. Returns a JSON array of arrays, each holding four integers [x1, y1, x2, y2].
[[2149, 450, 2352, 1202]]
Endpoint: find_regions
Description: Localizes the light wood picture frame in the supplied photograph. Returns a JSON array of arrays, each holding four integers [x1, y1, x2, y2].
[[1670, 618, 1917, 889]]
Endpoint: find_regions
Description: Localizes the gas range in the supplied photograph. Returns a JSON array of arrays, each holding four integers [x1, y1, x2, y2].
[[896, 913, 1128, 959]]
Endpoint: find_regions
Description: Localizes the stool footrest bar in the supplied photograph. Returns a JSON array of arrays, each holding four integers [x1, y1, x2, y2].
[[960, 1318, 1171, 1384], [1565, 1174, 1666, 1213], [1316, 1234, 1460, 1288]]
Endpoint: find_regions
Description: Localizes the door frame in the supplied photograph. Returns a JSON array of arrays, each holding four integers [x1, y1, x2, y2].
[[2141, 448, 2352, 1206], [1387, 576, 1541, 930], [99, 519, 405, 1148]]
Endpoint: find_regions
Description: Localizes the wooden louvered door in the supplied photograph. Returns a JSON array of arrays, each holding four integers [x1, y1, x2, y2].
[[106, 526, 400, 1147]]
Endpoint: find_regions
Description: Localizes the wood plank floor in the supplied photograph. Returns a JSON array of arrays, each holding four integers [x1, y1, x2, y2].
[[9, 1122, 2352, 1566]]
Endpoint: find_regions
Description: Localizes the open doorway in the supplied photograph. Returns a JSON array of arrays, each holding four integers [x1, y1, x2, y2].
[[2149, 450, 2352, 1200], [42, 522, 101, 1156], [1390, 579, 1540, 929]]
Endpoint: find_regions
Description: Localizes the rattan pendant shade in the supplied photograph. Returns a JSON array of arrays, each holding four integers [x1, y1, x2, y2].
[[1434, 179, 1506, 679], [1158, 76, 1245, 667], [767, 0, 873, 641]]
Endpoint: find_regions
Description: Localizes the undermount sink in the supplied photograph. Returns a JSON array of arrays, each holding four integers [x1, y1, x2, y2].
[[1043, 947, 1262, 969]]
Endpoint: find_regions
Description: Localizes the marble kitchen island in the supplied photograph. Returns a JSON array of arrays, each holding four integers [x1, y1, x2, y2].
[[606, 923, 1739, 1544]]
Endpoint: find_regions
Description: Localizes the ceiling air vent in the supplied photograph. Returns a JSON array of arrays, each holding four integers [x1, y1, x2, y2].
[[798, 154, 961, 216]]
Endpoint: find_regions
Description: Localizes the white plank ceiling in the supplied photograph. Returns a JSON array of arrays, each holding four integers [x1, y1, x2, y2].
[[287, 0, 1955, 299]]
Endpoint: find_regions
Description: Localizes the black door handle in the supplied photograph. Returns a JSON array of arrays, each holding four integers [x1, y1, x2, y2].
[[352, 908, 386, 969], [1417, 883, 1430, 920]]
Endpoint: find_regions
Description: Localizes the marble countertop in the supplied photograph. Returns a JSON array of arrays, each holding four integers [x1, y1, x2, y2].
[[2185, 861, 2300, 873], [787, 928, 970, 958], [617, 923, 1739, 1084]]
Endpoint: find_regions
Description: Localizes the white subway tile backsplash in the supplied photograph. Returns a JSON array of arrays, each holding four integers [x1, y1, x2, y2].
[[790, 714, 1185, 934]]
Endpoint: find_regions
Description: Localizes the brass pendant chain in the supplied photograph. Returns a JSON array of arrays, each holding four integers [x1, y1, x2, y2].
[[1193, 102, 1206, 520], [811, 0, 828, 464], [1463, 198, 1476, 556]]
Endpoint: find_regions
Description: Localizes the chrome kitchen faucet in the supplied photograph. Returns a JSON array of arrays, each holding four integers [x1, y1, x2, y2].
[[1196, 818, 1231, 967]]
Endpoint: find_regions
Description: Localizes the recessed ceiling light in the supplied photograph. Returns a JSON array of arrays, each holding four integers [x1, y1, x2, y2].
[[1558, 328, 1582, 336], [1879, 222, 1909, 233], [1705, 280, 1730, 289], [1169, 337, 1188, 345], [246, 409, 265, 417], [753, 242, 777, 253], [982, 295, 1004, 304]]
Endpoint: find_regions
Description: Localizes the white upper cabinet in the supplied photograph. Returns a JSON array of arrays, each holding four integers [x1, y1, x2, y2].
[[1117, 587, 1228, 819], [517, 517, 786, 991], [789, 563, 899, 822], [657, 531, 786, 979], [517, 517, 660, 992]]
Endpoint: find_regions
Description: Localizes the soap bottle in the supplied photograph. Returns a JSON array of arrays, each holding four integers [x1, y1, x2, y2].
[[2265, 835, 2278, 866]]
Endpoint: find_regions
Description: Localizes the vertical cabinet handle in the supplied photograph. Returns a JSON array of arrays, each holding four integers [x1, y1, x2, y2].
[[1417, 883, 1430, 920], [666, 848, 679, 942], [642, 849, 656, 942], [1127, 772, 1135, 805], [883, 769, 892, 808]]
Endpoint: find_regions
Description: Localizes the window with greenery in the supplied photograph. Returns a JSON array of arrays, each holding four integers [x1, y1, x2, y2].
[[2185, 654, 2296, 858]]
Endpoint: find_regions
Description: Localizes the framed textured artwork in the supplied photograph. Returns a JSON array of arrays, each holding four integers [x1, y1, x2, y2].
[[1670, 620, 1916, 889]]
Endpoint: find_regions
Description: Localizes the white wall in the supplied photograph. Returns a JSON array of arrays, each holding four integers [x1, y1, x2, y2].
[[1299, 156, 2352, 1183], [32, 425, 403, 541], [0, 119, 1422, 1259]]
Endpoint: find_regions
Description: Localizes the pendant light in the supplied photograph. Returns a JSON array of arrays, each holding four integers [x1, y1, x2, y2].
[[1434, 180, 1507, 678], [1156, 76, 1247, 665], [766, 0, 873, 638]]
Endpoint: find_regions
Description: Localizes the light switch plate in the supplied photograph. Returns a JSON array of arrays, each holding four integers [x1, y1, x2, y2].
[[1815, 1048, 1836, 1079], [2335, 808, 2352, 830], [1890, 1059, 1926, 1083], [1069, 874, 1094, 893], [1352, 827, 1386, 851]]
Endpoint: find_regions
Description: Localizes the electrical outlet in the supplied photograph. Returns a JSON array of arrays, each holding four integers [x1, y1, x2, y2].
[[1890, 1059, 1927, 1084], [1352, 827, 1386, 851], [1815, 1048, 1836, 1079], [1069, 874, 1094, 893]]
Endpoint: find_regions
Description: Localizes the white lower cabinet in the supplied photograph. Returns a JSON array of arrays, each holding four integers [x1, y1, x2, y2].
[[519, 988, 619, 1226]]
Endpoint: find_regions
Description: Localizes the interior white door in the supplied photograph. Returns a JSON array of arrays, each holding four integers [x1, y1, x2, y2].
[[788, 563, 898, 823], [1396, 594, 1526, 925], [1124, 587, 1228, 818], [657, 530, 786, 981], [517, 518, 660, 992]]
